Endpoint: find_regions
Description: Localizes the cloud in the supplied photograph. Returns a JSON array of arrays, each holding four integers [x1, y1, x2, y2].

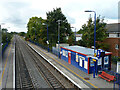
[[0, 0, 119, 32], [0, 1, 30, 32]]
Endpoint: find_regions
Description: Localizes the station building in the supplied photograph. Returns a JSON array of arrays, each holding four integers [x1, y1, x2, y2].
[[60, 46, 112, 74]]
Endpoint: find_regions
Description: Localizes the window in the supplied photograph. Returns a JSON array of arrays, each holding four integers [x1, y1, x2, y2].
[[115, 44, 119, 50], [104, 56, 109, 64], [117, 33, 119, 37]]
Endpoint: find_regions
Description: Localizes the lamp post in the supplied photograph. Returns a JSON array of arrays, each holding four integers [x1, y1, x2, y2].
[[71, 27, 76, 45], [42, 23, 49, 52], [33, 20, 37, 42], [6, 27, 10, 42], [85, 10, 96, 54], [57, 20, 61, 58]]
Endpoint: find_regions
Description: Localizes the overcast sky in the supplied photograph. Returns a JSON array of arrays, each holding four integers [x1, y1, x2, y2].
[[0, 0, 119, 32]]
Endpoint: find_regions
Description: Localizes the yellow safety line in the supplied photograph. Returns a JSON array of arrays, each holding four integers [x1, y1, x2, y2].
[[0, 43, 12, 86], [33, 43, 99, 89]]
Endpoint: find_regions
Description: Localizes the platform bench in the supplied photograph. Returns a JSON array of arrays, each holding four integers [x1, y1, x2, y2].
[[98, 71, 115, 82]]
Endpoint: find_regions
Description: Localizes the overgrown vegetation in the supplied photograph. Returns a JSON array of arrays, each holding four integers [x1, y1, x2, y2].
[[111, 56, 120, 64], [77, 16, 108, 50], [26, 8, 73, 48], [2, 28, 13, 49]]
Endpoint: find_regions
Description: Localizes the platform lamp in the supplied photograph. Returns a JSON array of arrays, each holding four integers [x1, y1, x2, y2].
[[71, 27, 76, 45], [42, 23, 49, 52], [57, 20, 62, 58], [6, 27, 10, 42], [85, 10, 96, 55]]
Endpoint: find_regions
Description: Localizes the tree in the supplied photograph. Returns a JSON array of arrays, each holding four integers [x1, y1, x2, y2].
[[2, 28, 13, 48], [27, 17, 46, 44], [78, 16, 108, 49], [46, 8, 72, 46], [27, 8, 73, 47], [18, 32, 26, 36], [67, 33, 75, 45]]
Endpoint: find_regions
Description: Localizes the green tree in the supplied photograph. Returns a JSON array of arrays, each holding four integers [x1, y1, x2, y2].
[[2, 28, 13, 49], [67, 33, 75, 45], [27, 8, 73, 47], [2, 28, 8, 43], [27, 17, 46, 44], [46, 8, 72, 46], [18, 32, 26, 36], [78, 16, 108, 49]]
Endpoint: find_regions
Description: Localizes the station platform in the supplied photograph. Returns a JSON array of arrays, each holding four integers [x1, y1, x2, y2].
[[0, 37, 15, 89], [27, 41, 119, 89]]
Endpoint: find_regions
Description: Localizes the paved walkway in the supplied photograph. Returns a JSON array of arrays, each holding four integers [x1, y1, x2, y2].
[[27, 41, 119, 89]]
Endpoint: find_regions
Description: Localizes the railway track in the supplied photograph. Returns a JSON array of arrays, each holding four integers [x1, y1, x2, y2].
[[15, 36, 72, 89], [15, 39, 34, 89], [25, 42, 65, 88]]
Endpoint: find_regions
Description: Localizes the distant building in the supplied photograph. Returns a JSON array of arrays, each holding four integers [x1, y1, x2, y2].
[[66, 33, 82, 41], [104, 23, 120, 57], [75, 34, 82, 41]]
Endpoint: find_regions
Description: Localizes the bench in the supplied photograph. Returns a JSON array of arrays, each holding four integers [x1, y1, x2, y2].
[[98, 71, 115, 82]]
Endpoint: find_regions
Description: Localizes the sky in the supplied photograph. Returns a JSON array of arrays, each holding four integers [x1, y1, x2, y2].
[[0, 0, 119, 32]]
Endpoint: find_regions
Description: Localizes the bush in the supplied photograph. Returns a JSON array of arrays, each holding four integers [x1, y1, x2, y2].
[[96, 43, 109, 51], [111, 56, 120, 64]]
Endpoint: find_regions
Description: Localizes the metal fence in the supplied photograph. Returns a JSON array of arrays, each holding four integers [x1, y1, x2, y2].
[[52, 47, 59, 56], [29, 40, 60, 57], [2, 41, 10, 56]]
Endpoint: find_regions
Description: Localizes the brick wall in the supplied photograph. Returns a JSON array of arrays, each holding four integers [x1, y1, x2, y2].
[[104, 38, 120, 57]]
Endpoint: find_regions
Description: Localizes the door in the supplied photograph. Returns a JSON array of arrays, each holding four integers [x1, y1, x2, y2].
[[68, 51, 71, 64]]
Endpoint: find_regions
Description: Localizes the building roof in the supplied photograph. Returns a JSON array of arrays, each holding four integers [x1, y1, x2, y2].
[[61, 46, 112, 56], [75, 34, 82, 37], [106, 23, 120, 33]]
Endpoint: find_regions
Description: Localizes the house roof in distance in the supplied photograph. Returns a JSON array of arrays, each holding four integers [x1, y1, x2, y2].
[[106, 23, 120, 33]]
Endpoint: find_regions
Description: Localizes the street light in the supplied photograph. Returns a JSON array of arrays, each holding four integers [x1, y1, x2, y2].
[[33, 20, 37, 41], [85, 10, 97, 78], [6, 27, 10, 42], [85, 10, 96, 54], [71, 27, 76, 45], [32, 27, 36, 41], [57, 20, 62, 58], [42, 23, 49, 52]]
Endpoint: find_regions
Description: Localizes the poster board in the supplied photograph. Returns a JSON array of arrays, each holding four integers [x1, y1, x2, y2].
[[117, 61, 120, 74]]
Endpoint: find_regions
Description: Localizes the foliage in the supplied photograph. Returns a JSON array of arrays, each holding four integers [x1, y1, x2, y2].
[[111, 56, 120, 64], [18, 32, 26, 36], [2, 28, 13, 50], [78, 16, 108, 49], [46, 8, 72, 44], [27, 8, 73, 47], [2, 28, 13, 43], [67, 33, 75, 45], [27, 17, 45, 43], [96, 43, 109, 51]]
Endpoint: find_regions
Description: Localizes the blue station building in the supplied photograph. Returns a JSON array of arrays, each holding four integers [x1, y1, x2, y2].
[[60, 46, 112, 74]]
